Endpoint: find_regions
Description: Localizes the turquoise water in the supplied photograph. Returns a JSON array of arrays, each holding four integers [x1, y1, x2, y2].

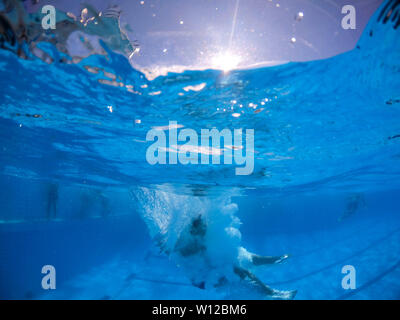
[[0, 1, 399, 300]]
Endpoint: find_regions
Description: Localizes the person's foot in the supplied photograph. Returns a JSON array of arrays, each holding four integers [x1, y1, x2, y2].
[[274, 254, 290, 264], [271, 289, 297, 300]]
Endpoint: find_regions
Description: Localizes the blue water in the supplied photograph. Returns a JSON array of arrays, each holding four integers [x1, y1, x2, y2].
[[0, 1, 400, 300]]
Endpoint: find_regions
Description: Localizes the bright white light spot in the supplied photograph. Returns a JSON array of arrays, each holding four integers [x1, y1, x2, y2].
[[296, 12, 304, 21], [129, 47, 140, 59], [140, 1, 144, 5], [149, 91, 162, 96], [163, 48, 168, 53], [232, 113, 241, 118], [211, 52, 241, 72], [179, 20, 184, 25], [107, 105, 113, 113], [183, 83, 206, 92], [153, 123, 184, 131], [291, 37, 297, 43]]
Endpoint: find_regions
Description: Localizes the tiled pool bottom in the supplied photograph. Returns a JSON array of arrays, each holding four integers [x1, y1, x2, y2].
[[28, 213, 400, 300]]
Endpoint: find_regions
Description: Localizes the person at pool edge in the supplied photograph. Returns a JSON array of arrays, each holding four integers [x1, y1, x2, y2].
[[45, 183, 58, 220]]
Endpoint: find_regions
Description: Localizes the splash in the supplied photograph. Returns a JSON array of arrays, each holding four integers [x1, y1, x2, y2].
[[131, 185, 296, 299], [0, 0, 138, 62]]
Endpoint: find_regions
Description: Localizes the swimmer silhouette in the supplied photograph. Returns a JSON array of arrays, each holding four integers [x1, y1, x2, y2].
[[133, 187, 297, 300], [78, 188, 110, 219], [338, 193, 366, 222], [78, 189, 91, 219], [173, 214, 295, 299], [46, 183, 58, 220], [94, 189, 111, 218]]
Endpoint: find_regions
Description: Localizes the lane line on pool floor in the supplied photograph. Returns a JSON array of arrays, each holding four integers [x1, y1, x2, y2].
[[292, 218, 384, 259], [109, 224, 400, 299], [269, 225, 400, 286], [336, 259, 400, 300]]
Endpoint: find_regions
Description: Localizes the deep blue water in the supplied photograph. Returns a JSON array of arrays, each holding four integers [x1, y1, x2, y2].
[[0, 1, 400, 300]]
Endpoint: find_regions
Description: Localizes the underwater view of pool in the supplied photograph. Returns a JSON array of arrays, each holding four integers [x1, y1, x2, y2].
[[0, 0, 399, 300]]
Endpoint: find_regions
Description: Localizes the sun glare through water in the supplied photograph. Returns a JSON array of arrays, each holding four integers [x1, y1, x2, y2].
[[211, 51, 242, 72]]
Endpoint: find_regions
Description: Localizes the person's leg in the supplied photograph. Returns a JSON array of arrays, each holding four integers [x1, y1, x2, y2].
[[46, 199, 51, 220], [233, 266, 275, 295], [52, 200, 57, 219], [233, 266, 296, 299], [251, 254, 289, 266]]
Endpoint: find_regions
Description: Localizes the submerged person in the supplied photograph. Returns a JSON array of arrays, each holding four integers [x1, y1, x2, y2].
[[172, 214, 295, 299], [45, 183, 58, 220], [78, 189, 91, 219], [94, 189, 111, 218], [78, 188, 110, 219], [133, 187, 297, 300], [338, 193, 366, 222]]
